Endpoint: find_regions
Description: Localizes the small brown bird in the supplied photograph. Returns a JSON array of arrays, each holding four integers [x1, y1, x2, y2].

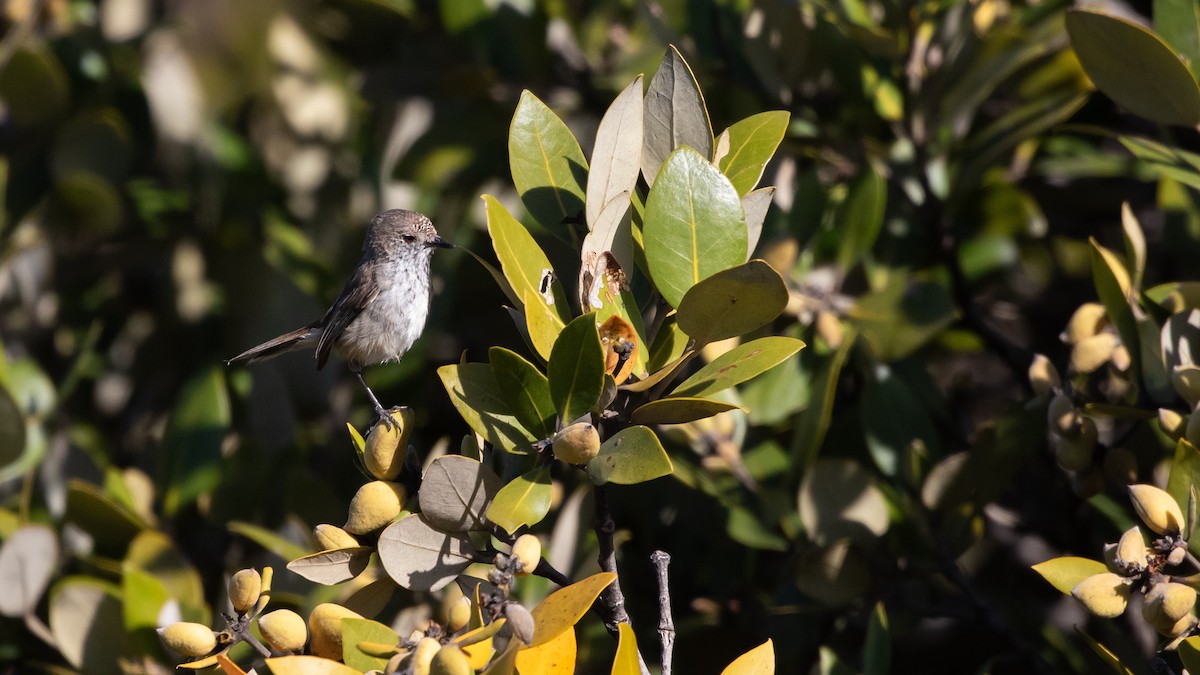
[[227, 209, 452, 426]]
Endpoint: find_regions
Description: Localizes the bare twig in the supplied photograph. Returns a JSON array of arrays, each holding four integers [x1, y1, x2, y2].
[[651, 551, 675, 675], [593, 484, 632, 633]]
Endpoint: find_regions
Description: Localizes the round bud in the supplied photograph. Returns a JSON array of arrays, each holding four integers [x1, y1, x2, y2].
[[553, 422, 601, 465], [1146, 582, 1197, 623], [308, 603, 363, 659], [504, 602, 535, 646], [1128, 484, 1186, 534], [1070, 333, 1119, 374], [1170, 546, 1188, 566], [1055, 418, 1097, 472], [430, 645, 473, 675], [157, 622, 217, 658], [228, 568, 262, 615], [258, 609, 308, 653], [511, 534, 542, 577], [365, 409, 414, 480], [1071, 572, 1130, 618], [447, 596, 471, 633], [1159, 613, 1197, 637], [1048, 394, 1081, 439], [1111, 344, 1132, 372], [1028, 354, 1061, 397], [314, 524, 360, 550], [412, 636, 441, 675], [1114, 526, 1147, 571], [344, 481, 407, 535], [1063, 303, 1107, 344], [1160, 408, 1188, 440]]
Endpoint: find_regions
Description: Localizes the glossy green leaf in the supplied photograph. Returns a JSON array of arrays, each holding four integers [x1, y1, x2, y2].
[[377, 514, 474, 592], [836, 162, 886, 271], [646, 315, 690, 373], [509, 91, 588, 230], [162, 366, 230, 516], [673, 337, 805, 398], [718, 111, 789, 196], [643, 147, 747, 308], [490, 347, 555, 439], [586, 426, 673, 485], [630, 397, 744, 425], [524, 290, 566, 362], [1066, 9, 1200, 126], [342, 618, 398, 673], [484, 194, 569, 322], [864, 602, 890, 675], [486, 464, 552, 534], [65, 479, 146, 557], [675, 260, 789, 345], [227, 521, 310, 563], [1156, 0, 1200, 79], [439, 363, 538, 455], [642, 45, 713, 186], [587, 76, 643, 228], [1031, 556, 1108, 595], [548, 314, 605, 423]]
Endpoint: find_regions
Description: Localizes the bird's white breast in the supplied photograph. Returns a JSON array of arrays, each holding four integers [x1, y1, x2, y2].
[[335, 260, 431, 367]]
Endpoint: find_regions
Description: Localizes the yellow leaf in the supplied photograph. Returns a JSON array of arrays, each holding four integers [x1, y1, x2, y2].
[[481, 639, 521, 675], [216, 653, 248, 675], [529, 572, 616, 647], [263, 655, 362, 674], [516, 626, 575, 674], [721, 639, 774, 675], [611, 623, 640, 675]]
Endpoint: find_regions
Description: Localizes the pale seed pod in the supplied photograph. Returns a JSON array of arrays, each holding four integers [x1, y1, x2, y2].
[[1159, 613, 1197, 637], [1071, 572, 1130, 618], [511, 534, 542, 576], [1063, 303, 1108, 344], [1146, 582, 1197, 623], [1055, 418, 1098, 472], [815, 311, 844, 349], [1160, 408, 1188, 440], [258, 609, 308, 653], [1114, 526, 1147, 570], [308, 603, 363, 659], [412, 636, 441, 675], [505, 602, 535, 645], [553, 422, 601, 465], [1103, 448, 1138, 487], [447, 596, 471, 633], [157, 622, 217, 658], [1129, 484, 1186, 534], [1111, 344, 1132, 372], [1028, 354, 1061, 398], [1071, 333, 1119, 374], [228, 568, 262, 615], [314, 524, 360, 550], [365, 409, 414, 480], [344, 481, 407, 535], [1048, 393, 1082, 439], [430, 645, 473, 675], [1170, 547, 1188, 566]]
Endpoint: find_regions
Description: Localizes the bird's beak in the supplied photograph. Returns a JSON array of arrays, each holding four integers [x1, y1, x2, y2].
[[428, 236, 454, 249]]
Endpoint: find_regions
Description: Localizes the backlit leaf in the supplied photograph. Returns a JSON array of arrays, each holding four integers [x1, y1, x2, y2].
[[718, 111, 789, 196], [490, 347, 555, 440], [529, 572, 616, 647], [509, 91, 588, 231], [439, 363, 538, 455], [1031, 556, 1109, 595], [586, 426, 672, 485], [163, 367, 230, 516], [486, 464, 553, 534], [720, 639, 774, 675], [611, 623, 640, 675], [673, 337, 805, 398], [342, 618, 398, 673], [676, 261, 789, 345]]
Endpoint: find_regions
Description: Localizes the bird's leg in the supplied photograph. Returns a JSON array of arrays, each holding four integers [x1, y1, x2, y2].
[[353, 369, 395, 430]]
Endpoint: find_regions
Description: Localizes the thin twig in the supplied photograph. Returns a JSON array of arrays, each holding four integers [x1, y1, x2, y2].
[[650, 551, 675, 675], [593, 484, 631, 633]]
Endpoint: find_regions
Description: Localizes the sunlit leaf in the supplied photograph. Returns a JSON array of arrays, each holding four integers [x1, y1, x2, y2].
[[675, 260, 788, 345], [1031, 556, 1108, 595], [377, 514, 473, 592], [529, 572, 616, 647], [342, 618, 398, 673], [631, 397, 745, 425], [163, 366, 230, 516], [0, 525, 58, 617], [743, 187, 775, 260], [798, 458, 890, 546], [586, 426, 673, 485], [264, 655, 362, 674], [611, 623, 640, 675], [515, 625, 575, 674], [49, 577, 128, 673], [587, 76, 643, 228], [286, 547, 374, 586], [490, 347, 555, 439], [483, 194, 570, 324], [720, 639, 774, 675], [125, 530, 207, 624], [227, 521, 310, 563], [643, 45, 713, 186], [548, 314, 605, 423], [439, 363, 538, 455], [486, 465, 553, 535], [509, 91, 588, 231], [718, 111, 789, 196], [847, 280, 953, 362], [420, 455, 503, 533], [673, 337, 804, 399]]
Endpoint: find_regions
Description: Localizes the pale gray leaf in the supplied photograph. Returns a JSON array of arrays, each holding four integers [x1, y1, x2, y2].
[[285, 547, 373, 586], [642, 45, 713, 186], [419, 455, 503, 533], [586, 76, 643, 228], [377, 514, 474, 592], [742, 186, 775, 261], [0, 525, 58, 617]]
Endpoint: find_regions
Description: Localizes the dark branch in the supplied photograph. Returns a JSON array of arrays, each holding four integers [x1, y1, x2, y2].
[[593, 484, 632, 634]]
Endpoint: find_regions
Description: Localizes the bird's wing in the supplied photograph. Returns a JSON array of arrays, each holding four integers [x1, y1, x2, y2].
[[314, 260, 378, 370]]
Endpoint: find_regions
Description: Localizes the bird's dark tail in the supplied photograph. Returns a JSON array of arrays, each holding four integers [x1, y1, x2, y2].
[[226, 327, 316, 365]]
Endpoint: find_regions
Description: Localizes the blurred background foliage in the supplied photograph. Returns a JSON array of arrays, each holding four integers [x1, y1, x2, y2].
[[2, 0, 1200, 672]]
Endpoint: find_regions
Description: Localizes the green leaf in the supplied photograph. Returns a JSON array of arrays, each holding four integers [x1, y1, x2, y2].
[[672, 337, 805, 398], [675, 260, 789, 345], [860, 366, 940, 477], [490, 347, 555, 439], [342, 618, 399, 673], [612, 623, 641, 675], [49, 577, 128, 673], [65, 479, 146, 558], [1075, 629, 1136, 675], [642, 45, 713, 186], [438, 363, 538, 455], [1155, 0, 1200, 80], [1168, 439, 1200, 546], [1066, 9, 1200, 126], [726, 506, 788, 551], [1090, 239, 1140, 380], [718, 111, 789, 197], [126, 530, 207, 623], [586, 76, 643, 229], [162, 366, 230, 516], [798, 458, 890, 546], [227, 521, 310, 563], [1031, 556, 1108, 595], [486, 464, 553, 535], [121, 566, 169, 657], [1181, 637, 1200, 675], [864, 602, 890, 675], [508, 90, 588, 231], [791, 336, 854, 472], [0, 384, 26, 476], [483, 194, 570, 328], [644, 147, 748, 307], [548, 314, 606, 423], [630, 397, 744, 425], [836, 162, 886, 271], [586, 426, 673, 485], [847, 280, 954, 362]]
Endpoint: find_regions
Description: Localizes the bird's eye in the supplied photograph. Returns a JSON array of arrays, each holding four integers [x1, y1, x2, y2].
[[403, 234, 416, 242]]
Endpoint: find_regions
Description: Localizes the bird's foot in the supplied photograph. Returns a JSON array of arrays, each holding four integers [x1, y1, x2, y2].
[[373, 404, 397, 431]]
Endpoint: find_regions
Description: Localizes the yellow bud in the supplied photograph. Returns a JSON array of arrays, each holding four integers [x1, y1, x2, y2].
[[553, 422, 601, 465], [344, 481, 407, 535], [1160, 408, 1187, 440], [1170, 547, 1188, 566], [314, 524, 360, 550], [1028, 354, 1060, 398], [412, 636, 441, 675], [1128, 484, 1186, 534], [228, 568, 262, 615], [1048, 393, 1081, 439], [447, 596, 471, 633], [1063, 303, 1107, 344], [430, 645, 473, 675], [308, 603, 363, 659], [365, 409, 414, 480], [1071, 333, 1119, 374], [1159, 613, 1197, 637], [1054, 417, 1097, 472], [504, 603, 535, 646], [511, 534, 542, 576], [258, 609, 308, 653], [1071, 572, 1130, 618], [1146, 582, 1197, 623], [157, 622, 217, 658], [1114, 526, 1147, 570]]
